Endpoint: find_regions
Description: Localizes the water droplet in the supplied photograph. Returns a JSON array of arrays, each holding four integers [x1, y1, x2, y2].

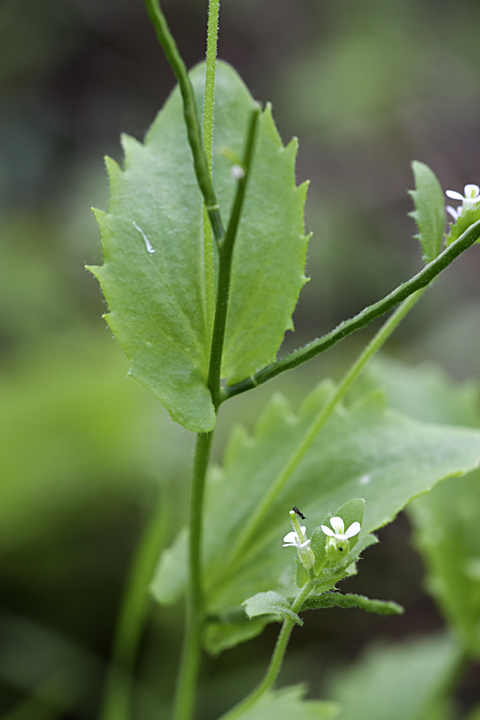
[[132, 221, 155, 254], [359, 474, 371, 486]]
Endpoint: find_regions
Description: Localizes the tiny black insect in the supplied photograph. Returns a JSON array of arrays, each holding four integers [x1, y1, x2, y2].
[[292, 506, 305, 520]]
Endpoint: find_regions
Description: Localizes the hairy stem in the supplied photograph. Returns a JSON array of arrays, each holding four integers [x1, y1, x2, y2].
[[218, 580, 315, 720], [172, 431, 213, 720], [222, 219, 480, 400], [144, 0, 225, 244], [202, 0, 220, 327], [100, 491, 168, 720]]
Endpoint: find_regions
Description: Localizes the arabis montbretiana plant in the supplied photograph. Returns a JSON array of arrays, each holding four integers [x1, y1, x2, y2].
[[88, 2, 480, 719]]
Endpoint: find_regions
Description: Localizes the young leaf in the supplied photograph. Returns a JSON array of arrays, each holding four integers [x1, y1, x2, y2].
[[89, 62, 308, 430], [243, 591, 302, 626], [152, 381, 480, 651], [326, 634, 460, 720], [445, 204, 480, 246], [295, 558, 309, 587], [302, 591, 403, 615], [409, 161, 445, 264], [228, 684, 339, 720]]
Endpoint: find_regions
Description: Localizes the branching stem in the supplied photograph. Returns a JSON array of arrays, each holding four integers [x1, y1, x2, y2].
[[222, 220, 480, 401]]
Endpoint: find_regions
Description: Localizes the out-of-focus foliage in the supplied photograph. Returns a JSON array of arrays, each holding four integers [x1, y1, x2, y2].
[[326, 633, 459, 720]]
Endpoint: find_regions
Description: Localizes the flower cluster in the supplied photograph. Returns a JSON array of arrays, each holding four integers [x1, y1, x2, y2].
[[283, 510, 361, 569]]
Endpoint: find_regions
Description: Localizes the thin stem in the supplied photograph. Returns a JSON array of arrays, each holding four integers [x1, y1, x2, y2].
[[207, 106, 261, 408], [202, 0, 221, 328], [171, 431, 213, 720], [144, 0, 225, 245], [222, 219, 480, 401], [100, 490, 168, 720], [215, 290, 425, 590], [219, 581, 314, 720]]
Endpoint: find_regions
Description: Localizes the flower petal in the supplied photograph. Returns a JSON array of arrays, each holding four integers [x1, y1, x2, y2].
[[464, 184, 480, 198], [445, 190, 464, 201], [330, 516, 345, 535], [345, 521, 361, 538], [283, 531, 298, 544], [446, 205, 460, 220], [321, 525, 335, 537]]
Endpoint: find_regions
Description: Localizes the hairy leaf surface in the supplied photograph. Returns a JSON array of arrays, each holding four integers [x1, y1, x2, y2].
[[302, 592, 403, 615], [89, 62, 308, 430], [152, 382, 480, 651]]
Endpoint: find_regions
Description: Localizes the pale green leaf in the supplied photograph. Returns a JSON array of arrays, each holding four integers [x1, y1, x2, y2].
[[302, 592, 403, 615], [366, 358, 480, 658], [410, 471, 480, 659], [326, 634, 459, 720], [152, 381, 480, 651], [229, 684, 339, 720], [409, 161, 445, 264], [89, 62, 308, 430], [243, 591, 302, 625]]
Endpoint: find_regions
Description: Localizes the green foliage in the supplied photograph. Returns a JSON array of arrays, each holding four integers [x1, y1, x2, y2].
[[302, 592, 403, 615], [89, 61, 308, 432], [368, 358, 480, 659], [232, 684, 339, 720], [243, 591, 302, 626], [326, 634, 459, 720], [411, 471, 480, 659], [151, 381, 480, 652], [446, 205, 480, 246], [409, 161, 445, 264]]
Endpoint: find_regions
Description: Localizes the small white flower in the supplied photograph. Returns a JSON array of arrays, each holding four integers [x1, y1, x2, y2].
[[445, 184, 480, 218], [321, 516, 361, 541], [283, 512, 315, 570], [283, 526, 311, 549]]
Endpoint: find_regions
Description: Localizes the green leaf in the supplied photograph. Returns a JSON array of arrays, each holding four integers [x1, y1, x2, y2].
[[302, 591, 403, 615], [409, 161, 445, 264], [88, 62, 308, 430], [243, 591, 303, 626], [326, 634, 460, 720], [446, 204, 480, 246], [410, 471, 480, 659], [152, 383, 480, 651], [230, 684, 339, 720], [295, 558, 309, 587], [366, 357, 480, 658]]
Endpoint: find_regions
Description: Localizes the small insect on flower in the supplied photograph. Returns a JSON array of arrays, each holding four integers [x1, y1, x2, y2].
[[292, 506, 305, 520], [283, 510, 315, 570]]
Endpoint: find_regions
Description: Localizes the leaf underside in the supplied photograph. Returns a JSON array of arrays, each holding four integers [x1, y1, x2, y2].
[[152, 381, 480, 652], [88, 62, 308, 431]]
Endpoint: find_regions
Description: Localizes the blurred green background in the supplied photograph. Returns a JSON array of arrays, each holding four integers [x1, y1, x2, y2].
[[1, 0, 480, 717]]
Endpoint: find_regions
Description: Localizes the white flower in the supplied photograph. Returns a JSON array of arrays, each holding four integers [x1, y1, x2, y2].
[[283, 512, 315, 570], [321, 516, 361, 542], [283, 526, 311, 549], [446, 184, 480, 219]]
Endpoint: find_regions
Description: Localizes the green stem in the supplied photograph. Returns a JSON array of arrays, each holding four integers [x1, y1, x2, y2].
[[144, 0, 225, 245], [100, 490, 168, 720], [219, 580, 315, 720], [171, 431, 213, 720], [207, 106, 261, 408], [222, 219, 480, 401], [202, 0, 220, 328], [217, 290, 425, 588]]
